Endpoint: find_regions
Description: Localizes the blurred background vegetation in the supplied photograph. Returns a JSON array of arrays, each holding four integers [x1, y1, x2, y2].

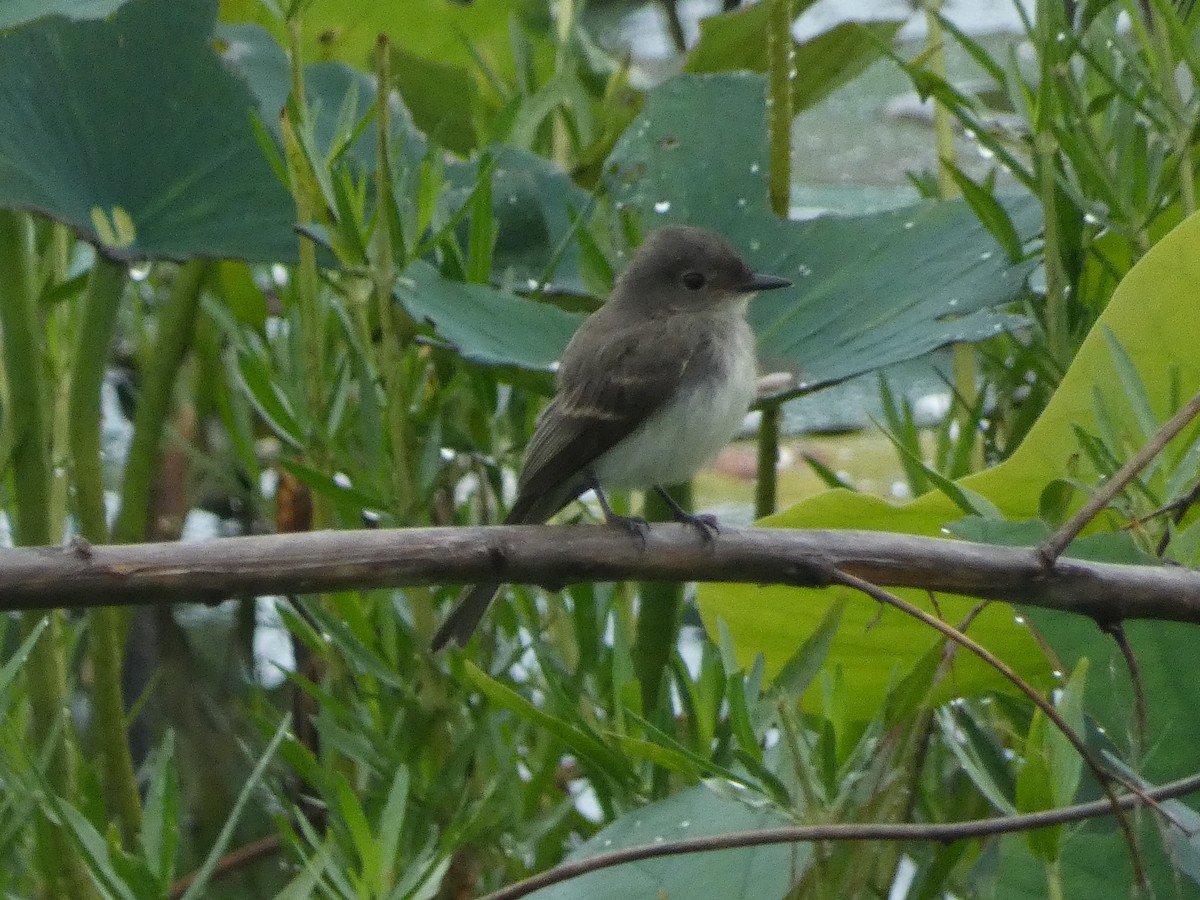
[[2, 0, 1200, 897]]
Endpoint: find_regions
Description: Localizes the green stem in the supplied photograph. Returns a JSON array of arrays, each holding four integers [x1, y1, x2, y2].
[[758, 0, 793, 518], [766, 0, 794, 218], [635, 484, 688, 721], [0, 212, 93, 899], [69, 255, 143, 845], [111, 260, 209, 544], [924, 1, 981, 470], [373, 37, 419, 518], [285, 18, 332, 529], [754, 404, 780, 518], [1037, 131, 1070, 374], [0, 214, 53, 544]]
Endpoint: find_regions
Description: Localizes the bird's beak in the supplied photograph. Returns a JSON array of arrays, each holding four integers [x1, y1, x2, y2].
[[742, 273, 792, 292]]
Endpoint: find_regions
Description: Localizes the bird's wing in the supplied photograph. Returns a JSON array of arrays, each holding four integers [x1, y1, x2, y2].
[[508, 316, 715, 523]]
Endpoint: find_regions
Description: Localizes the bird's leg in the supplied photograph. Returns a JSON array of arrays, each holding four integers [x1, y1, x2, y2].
[[654, 486, 719, 542], [588, 472, 649, 541]]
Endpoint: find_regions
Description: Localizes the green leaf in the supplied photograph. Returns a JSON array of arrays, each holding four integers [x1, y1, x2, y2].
[[221, 0, 546, 84], [530, 782, 805, 900], [767, 599, 843, 701], [389, 46, 478, 155], [0, 617, 48, 717], [220, 20, 595, 296], [178, 714, 291, 900], [943, 160, 1024, 261], [375, 767, 410, 891], [0, 0, 299, 262], [459, 661, 635, 787], [139, 732, 180, 887], [0, 0, 130, 30], [53, 802, 138, 900], [394, 259, 581, 372], [603, 73, 1038, 400], [685, 3, 905, 113], [335, 774, 379, 880], [702, 209, 1200, 720]]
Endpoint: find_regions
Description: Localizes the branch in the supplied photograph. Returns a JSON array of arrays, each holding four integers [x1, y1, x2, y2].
[[4, 526, 1200, 623], [481, 771, 1200, 900], [1039, 388, 1200, 563]]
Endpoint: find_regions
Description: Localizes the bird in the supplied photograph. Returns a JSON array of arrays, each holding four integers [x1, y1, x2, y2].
[[430, 225, 792, 650]]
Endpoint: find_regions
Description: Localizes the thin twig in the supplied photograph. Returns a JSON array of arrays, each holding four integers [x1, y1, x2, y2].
[[1102, 620, 1150, 759], [168, 834, 281, 899], [829, 569, 1148, 891], [478, 771, 1200, 900], [1039, 388, 1200, 563]]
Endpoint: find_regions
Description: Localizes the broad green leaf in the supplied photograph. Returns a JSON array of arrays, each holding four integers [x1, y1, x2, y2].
[[0, 0, 130, 30], [529, 781, 805, 900], [0, 0, 299, 262], [394, 259, 581, 372], [702, 209, 1200, 724], [603, 73, 1039, 399]]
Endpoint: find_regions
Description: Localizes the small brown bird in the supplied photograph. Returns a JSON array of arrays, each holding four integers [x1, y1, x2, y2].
[[431, 225, 791, 650]]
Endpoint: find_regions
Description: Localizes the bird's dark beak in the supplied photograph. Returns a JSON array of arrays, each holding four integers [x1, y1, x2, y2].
[[742, 273, 792, 292]]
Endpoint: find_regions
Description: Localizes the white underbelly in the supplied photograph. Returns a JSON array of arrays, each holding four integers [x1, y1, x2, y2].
[[593, 351, 756, 490]]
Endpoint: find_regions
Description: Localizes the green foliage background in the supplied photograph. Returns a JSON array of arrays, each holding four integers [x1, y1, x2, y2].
[[1, 0, 1199, 898]]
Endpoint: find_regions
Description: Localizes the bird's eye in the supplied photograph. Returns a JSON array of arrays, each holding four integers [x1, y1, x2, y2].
[[682, 271, 706, 290]]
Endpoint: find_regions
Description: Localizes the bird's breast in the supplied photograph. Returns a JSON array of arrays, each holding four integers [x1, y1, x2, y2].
[[593, 319, 757, 489]]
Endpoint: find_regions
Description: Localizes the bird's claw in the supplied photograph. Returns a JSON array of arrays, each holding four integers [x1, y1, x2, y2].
[[677, 512, 719, 543], [606, 512, 650, 546]]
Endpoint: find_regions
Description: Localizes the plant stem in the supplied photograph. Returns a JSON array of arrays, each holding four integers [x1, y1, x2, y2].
[[635, 484, 688, 718], [757, 0, 793, 518], [285, 17, 332, 529], [0, 211, 94, 899], [373, 37, 418, 517], [70, 255, 143, 845], [111, 260, 209, 544], [766, 0, 793, 218], [755, 404, 781, 518], [0, 215, 52, 546], [924, 0, 983, 471]]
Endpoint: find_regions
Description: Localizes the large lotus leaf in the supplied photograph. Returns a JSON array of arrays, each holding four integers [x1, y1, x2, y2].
[[530, 782, 803, 900], [0, 0, 300, 262], [700, 211, 1200, 730], [394, 260, 581, 372], [604, 73, 1039, 398], [684, 1, 905, 113], [220, 23, 592, 297], [0, 0, 129, 30]]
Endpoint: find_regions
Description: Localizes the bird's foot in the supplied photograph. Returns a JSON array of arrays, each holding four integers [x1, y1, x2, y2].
[[675, 511, 719, 543], [605, 511, 650, 545]]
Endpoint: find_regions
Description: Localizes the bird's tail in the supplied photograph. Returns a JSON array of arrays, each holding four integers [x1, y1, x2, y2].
[[430, 478, 585, 651], [429, 580, 502, 651]]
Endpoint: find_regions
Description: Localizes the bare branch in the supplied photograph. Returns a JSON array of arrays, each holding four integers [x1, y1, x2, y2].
[[479, 771, 1200, 900], [4, 526, 1200, 623]]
